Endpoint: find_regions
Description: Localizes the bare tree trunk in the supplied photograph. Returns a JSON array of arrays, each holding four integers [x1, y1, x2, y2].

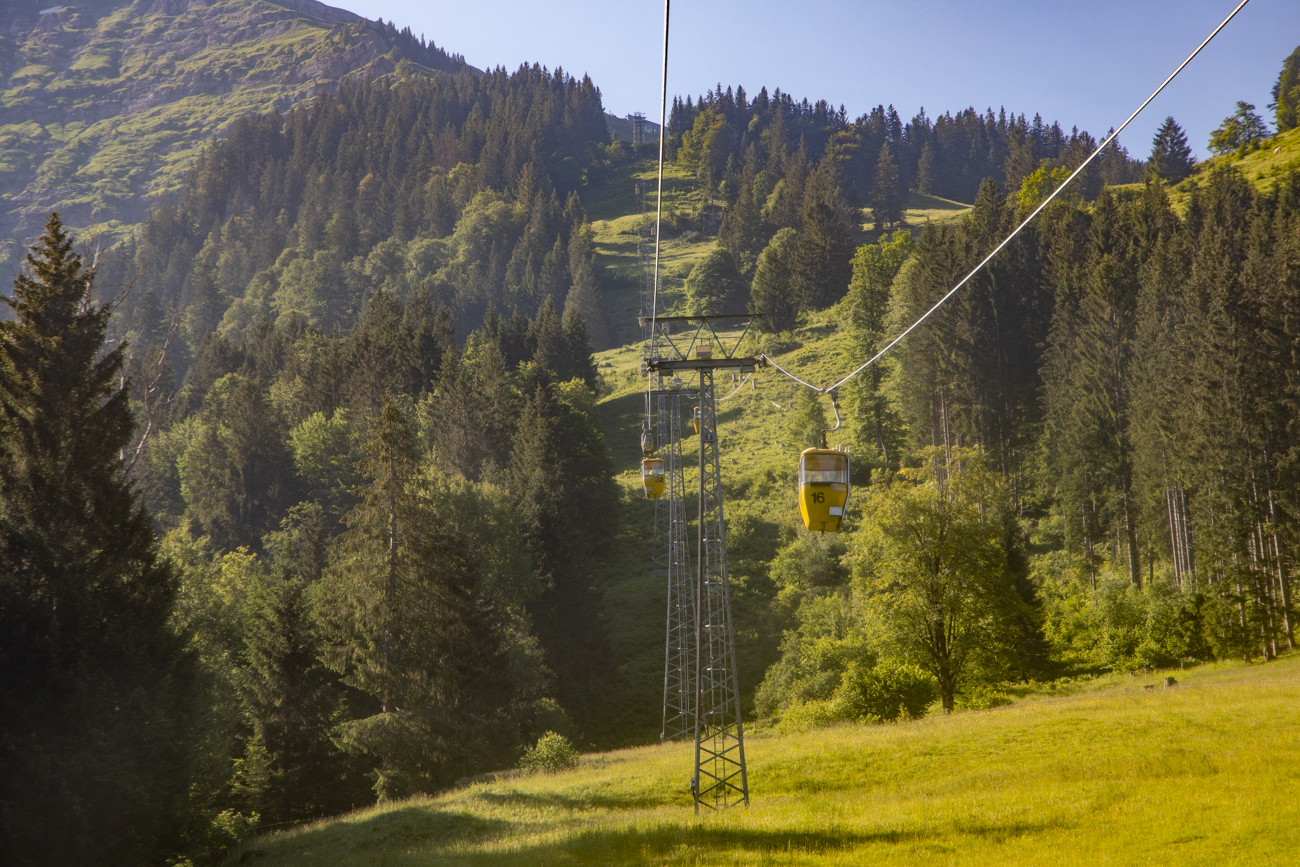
[[1122, 488, 1141, 589], [1264, 472, 1292, 649], [1181, 486, 1196, 586], [383, 451, 397, 714], [1085, 500, 1096, 592], [1166, 487, 1179, 588]]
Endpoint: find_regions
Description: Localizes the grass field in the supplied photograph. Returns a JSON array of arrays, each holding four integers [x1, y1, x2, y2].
[[238, 653, 1300, 865]]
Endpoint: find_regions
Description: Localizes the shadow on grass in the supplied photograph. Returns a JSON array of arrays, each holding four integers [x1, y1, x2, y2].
[[445, 817, 1077, 866], [597, 389, 652, 469], [259, 804, 510, 860], [795, 323, 837, 341], [257, 802, 1077, 865], [472, 788, 669, 812], [905, 190, 972, 210]]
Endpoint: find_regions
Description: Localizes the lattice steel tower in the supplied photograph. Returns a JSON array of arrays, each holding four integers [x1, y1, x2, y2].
[[637, 180, 696, 743], [691, 368, 749, 810], [643, 315, 758, 811], [656, 388, 694, 742]]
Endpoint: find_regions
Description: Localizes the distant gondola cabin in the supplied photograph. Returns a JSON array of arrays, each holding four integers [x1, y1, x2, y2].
[[642, 457, 666, 499], [798, 448, 849, 532]]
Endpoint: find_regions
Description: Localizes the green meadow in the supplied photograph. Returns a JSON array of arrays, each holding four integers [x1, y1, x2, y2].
[[238, 653, 1300, 865]]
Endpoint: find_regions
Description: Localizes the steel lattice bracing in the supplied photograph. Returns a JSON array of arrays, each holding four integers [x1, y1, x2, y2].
[[659, 391, 695, 741], [692, 369, 749, 811], [638, 178, 696, 744]]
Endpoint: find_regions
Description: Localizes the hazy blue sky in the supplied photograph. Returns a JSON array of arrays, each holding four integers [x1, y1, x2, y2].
[[337, 0, 1299, 160]]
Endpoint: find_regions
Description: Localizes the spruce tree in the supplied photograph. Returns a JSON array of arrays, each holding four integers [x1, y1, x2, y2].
[[1147, 117, 1194, 184], [509, 378, 616, 724], [0, 214, 195, 865], [561, 262, 612, 354], [750, 227, 799, 333], [685, 247, 748, 316], [870, 142, 904, 231], [847, 230, 914, 469], [718, 182, 766, 278], [237, 504, 362, 822], [790, 200, 854, 311], [915, 142, 936, 196], [1272, 46, 1300, 132], [320, 399, 461, 799], [560, 304, 599, 388]]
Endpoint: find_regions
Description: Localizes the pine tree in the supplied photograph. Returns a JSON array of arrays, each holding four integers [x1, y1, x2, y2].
[[1148, 117, 1194, 184], [0, 214, 196, 865]]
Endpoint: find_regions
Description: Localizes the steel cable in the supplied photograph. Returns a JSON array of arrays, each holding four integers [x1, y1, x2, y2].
[[760, 0, 1252, 396]]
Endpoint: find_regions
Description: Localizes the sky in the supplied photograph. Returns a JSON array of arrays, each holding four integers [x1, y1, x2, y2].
[[336, 0, 1300, 160]]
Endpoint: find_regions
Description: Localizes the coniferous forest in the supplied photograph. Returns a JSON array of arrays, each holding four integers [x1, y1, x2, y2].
[[4, 15, 1300, 865]]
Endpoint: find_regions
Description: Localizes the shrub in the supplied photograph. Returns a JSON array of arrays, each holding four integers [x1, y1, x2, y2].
[[778, 698, 857, 733], [519, 732, 579, 774], [834, 661, 938, 722], [960, 684, 1013, 711], [774, 660, 937, 731]]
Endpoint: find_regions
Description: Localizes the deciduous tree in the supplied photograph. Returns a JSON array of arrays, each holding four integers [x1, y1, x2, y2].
[[856, 449, 1023, 712]]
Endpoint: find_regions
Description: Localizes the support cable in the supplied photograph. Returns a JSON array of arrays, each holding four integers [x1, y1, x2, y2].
[[760, 0, 1252, 396], [650, 0, 670, 335], [715, 374, 753, 403], [761, 353, 822, 392]]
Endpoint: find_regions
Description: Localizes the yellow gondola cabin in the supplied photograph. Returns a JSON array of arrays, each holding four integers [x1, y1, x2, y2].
[[642, 457, 666, 499], [798, 448, 849, 532]]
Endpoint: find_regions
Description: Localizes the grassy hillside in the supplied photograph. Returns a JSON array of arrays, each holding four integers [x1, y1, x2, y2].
[[574, 165, 974, 745], [1110, 123, 1300, 211], [236, 654, 1300, 865], [0, 0, 466, 269], [1197, 123, 1300, 189]]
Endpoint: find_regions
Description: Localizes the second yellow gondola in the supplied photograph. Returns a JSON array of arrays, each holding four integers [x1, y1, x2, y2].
[[642, 456, 666, 499], [798, 448, 849, 532]]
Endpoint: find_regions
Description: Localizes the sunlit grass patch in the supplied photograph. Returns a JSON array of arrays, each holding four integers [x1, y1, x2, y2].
[[244, 654, 1300, 865]]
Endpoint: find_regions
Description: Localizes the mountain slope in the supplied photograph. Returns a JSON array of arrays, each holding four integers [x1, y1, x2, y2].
[[233, 655, 1300, 865], [0, 0, 468, 269]]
